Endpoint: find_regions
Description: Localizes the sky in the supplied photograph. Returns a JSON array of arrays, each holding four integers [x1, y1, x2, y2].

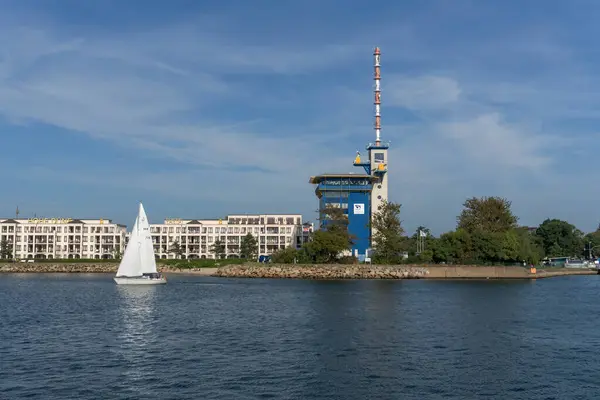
[[1, 0, 599, 235]]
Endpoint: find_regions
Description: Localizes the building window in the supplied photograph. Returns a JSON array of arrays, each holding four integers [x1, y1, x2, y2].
[[374, 152, 385, 163]]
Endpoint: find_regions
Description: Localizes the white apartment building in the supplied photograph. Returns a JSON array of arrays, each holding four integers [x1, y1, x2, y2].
[[0, 218, 127, 260], [146, 214, 313, 259]]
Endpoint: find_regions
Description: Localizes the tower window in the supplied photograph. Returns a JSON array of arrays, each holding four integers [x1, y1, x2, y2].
[[374, 153, 385, 163]]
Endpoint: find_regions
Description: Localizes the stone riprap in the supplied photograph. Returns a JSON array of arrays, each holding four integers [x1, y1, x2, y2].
[[0, 263, 119, 273], [213, 264, 429, 279], [0, 263, 207, 274]]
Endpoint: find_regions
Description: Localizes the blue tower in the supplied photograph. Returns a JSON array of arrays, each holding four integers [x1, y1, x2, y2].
[[309, 47, 389, 261], [309, 174, 377, 258]]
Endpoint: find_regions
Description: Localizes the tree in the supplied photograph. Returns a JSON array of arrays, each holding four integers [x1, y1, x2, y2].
[[210, 239, 226, 259], [0, 239, 12, 259], [271, 247, 300, 263], [514, 227, 544, 264], [433, 229, 472, 264], [535, 219, 584, 257], [112, 247, 123, 260], [240, 233, 258, 260], [470, 231, 505, 263], [302, 230, 352, 263], [457, 196, 518, 234], [169, 241, 185, 259], [297, 205, 355, 263], [322, 205, 353, 245], [371, 200, 406, 263]]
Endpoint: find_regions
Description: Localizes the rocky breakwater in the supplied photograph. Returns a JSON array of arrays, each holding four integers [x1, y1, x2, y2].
[[0, 263, 119, 273], [213, 263, 429, 279]]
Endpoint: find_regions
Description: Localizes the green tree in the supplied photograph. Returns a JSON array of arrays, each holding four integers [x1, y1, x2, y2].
[[112, 246, 123, 260], [535, 219, 584, 257], [470, 231, 504, 263], [371, 200, 406, 263], [169, 241, 185, 259], [321, 205, 354, 246], [298, 205, 355, 263], [457, 196, 518, 233], [514, 227, 544, 264], [0, 239, 12, 259], [271, 247, 300, 263], [240, 233, 258, 260], [433, 229, 472, 264], [583, 228, 600, 258], [302, 230, 351, 263], [210, 239, 226, 259]]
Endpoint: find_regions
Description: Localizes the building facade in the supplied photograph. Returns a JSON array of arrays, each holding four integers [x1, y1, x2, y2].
[[309, 174, 376, 258], [0, 214, 312, 260], [146, 214, 312, 259], [0, 218, 127, 259]]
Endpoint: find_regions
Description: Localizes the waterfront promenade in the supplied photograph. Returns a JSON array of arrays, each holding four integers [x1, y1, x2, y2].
[[0, 262, 596, 279]]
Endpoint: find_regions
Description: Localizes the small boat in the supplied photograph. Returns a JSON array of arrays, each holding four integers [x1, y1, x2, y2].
[[114, 202, 166, 285]]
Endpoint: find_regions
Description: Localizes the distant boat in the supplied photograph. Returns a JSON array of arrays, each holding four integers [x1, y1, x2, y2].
[[114, 202, 166, 285]]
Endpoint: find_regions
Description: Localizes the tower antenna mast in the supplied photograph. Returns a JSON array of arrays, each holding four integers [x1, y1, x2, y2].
[[374, 47, 381, 146]]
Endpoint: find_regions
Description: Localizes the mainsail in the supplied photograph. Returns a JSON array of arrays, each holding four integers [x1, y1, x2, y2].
[[115, 203, 157, 277], [137, 203, 158, 274]]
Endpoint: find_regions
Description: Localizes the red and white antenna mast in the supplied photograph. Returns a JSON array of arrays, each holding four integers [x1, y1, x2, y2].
[[374, 47, 381, 146]]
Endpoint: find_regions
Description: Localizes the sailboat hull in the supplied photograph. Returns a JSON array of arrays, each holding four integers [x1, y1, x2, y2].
[[114, 276, 167, 285]]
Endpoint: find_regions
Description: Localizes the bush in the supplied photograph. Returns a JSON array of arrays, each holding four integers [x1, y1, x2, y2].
[[337, 255, 358, 264]]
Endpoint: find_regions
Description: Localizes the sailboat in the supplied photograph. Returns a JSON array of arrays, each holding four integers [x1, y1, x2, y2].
[[114, 202, 167, 285]]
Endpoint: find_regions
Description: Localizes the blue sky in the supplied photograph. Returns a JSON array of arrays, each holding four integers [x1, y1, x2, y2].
[[1, 0, 599, 234]]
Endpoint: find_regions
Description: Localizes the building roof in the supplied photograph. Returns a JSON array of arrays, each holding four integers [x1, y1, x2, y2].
[[309, 173, 377, 184]]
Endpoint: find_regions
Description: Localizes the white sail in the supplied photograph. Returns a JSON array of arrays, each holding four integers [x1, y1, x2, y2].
[[137, 203, 158, 274], [116, 215, 142, 277], [114, 202, 164, 284]]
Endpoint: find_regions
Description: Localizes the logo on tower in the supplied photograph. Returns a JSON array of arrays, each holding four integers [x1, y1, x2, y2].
[[353, 203, 365, 214]]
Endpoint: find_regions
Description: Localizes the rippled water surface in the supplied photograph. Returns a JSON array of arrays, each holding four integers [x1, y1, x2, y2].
[[1, 274, 600, 399]]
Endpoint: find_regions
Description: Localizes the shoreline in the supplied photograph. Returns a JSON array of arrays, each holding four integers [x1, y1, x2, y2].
[[1, 263, 596, 280], [0, 263, 218, 276], [213, 264, 599, 280]]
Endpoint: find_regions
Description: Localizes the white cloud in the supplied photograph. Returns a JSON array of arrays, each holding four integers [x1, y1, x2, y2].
[[438, 113, 551, 170], [386, 75, 461, 110]]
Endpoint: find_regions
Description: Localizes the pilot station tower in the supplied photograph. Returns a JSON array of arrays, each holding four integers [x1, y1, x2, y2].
[[309, 47, 390, 259]]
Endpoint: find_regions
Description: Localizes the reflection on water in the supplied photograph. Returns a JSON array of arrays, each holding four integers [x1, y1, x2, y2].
[[115, 286, 160, 394]]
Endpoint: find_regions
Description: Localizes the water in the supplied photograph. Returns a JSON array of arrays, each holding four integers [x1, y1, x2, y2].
[[1, 274, 599, 399]]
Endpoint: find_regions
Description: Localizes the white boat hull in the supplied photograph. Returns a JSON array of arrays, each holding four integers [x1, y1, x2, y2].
[[114, 276, 167, 285]]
